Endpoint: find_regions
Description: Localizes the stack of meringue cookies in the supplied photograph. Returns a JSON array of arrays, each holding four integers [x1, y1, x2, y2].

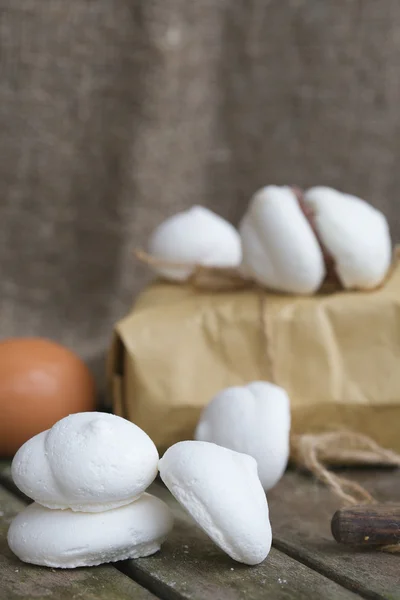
[[7, 184, 393, 570], [8, 413, 172, 568]]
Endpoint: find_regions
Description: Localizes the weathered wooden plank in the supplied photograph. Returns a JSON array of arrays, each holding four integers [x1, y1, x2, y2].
[[2, 459, 397, 600], [267, 469, 400, 600], [120, 482, 362, 600], [0, 484, 158, 600]]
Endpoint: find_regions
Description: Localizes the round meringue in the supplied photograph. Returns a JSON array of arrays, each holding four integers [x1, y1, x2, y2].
[[11, 412, 159, 512], [8, 493, 173, 568], [195, 381, 291, 491], [148, 205, 242, 281], [303, 186, 392, 290], [239, 186, 326, 294], [158, 440, 272, 565]]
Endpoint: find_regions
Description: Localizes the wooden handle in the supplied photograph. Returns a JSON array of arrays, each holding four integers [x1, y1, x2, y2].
[[331, 504, 400, 547]]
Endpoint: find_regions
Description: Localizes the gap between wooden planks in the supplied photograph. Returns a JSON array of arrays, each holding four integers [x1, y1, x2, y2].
[[2, 461, 397, 600]]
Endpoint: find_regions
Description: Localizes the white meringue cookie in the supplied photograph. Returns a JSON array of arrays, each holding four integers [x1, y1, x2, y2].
[[158, 441, 272, 565], [195, 382, 290, 491], [148, 205, 242, 281], [239, 186, 326, 294], [303, 186, 392, 290], [11, 412, 159, 512], [8, 493, 173, 568]]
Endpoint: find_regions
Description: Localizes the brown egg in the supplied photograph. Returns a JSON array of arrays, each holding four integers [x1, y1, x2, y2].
[[0, 338, 96, 457]]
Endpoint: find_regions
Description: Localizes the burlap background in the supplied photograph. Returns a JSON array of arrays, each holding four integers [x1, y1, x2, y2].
[[1, 0, 399, 387]]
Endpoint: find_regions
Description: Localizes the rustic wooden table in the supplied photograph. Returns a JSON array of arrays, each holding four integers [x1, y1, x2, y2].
[[0, 461, 398, 600]]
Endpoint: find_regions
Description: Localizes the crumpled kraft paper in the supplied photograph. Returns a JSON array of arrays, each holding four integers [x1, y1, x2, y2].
[[107, 253, 400, 457]]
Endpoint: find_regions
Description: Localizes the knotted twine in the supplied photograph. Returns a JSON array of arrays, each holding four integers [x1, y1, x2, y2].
[[136, 250, 400, 551]]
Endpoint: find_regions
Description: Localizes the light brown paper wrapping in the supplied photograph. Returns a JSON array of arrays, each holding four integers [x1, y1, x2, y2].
[[107, 256, 400, 457]]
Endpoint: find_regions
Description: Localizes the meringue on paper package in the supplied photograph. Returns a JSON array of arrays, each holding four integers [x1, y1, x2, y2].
[[108, 247, 400, 457]]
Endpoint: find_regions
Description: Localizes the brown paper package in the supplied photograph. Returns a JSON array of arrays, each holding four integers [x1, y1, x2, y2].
[[107, 254, 400, 458]]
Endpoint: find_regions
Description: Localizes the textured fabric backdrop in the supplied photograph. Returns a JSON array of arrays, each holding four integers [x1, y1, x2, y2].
[[1, 0, 399, 386]]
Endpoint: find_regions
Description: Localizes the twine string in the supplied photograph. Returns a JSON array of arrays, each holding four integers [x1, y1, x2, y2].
[[135, 249, 250, 291]]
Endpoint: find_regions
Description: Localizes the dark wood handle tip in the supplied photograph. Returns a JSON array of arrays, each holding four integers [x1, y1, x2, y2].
[[331, 510, 342, 544], [331, 504, 400, 547]]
